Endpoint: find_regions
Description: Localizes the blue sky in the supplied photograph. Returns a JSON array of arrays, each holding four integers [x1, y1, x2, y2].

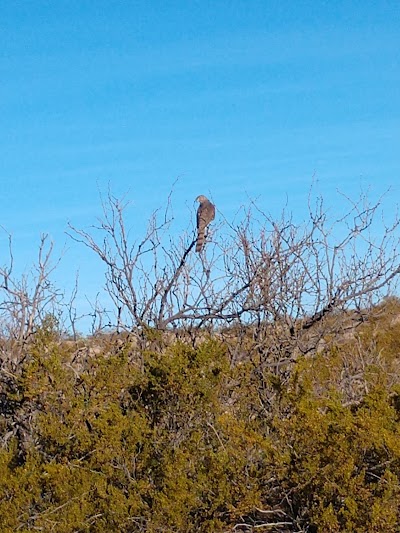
[[1, 1, 399, 330]]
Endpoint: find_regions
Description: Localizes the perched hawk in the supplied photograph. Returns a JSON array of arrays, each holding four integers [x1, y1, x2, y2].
[[195, 195, 215, 252]]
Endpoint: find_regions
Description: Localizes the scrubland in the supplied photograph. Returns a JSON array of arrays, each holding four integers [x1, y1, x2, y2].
[[1, 190, 400, 532], [1, 300, 400, 532]]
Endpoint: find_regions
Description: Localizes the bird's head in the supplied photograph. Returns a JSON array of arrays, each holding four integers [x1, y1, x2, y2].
[[196, 195, 208, 203]]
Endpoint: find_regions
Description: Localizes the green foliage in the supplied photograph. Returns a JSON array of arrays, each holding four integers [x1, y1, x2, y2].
[[271, 380, 400, 532], [1, 311, 400, 531]]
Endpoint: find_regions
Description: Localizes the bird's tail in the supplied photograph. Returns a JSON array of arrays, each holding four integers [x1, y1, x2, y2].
[[196, 230, 205, 252]]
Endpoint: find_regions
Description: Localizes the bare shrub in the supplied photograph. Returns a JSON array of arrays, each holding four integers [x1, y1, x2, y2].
[[0, 231, 64, 370], [67, 188, 400, 369]]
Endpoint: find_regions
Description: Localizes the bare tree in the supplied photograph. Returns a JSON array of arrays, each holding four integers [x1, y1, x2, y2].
[[0, 231, 63, 369], [67, 187, 400, 364], [241, 189, 400, 364], [66, 190, 267, 337]]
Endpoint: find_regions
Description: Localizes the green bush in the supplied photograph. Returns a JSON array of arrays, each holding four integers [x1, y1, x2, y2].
[[1, 314, 400, 531]]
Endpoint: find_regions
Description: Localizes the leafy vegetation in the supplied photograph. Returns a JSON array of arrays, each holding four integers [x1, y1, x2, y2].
[[1, 299, 400, 532]]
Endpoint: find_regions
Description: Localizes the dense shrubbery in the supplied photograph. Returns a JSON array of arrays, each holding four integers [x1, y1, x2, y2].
[[1, 300, 400, 532], [1, 189, 400, 531]]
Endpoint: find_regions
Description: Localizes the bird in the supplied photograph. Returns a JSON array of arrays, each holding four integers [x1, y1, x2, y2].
[[195, 195, 215, 252]]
